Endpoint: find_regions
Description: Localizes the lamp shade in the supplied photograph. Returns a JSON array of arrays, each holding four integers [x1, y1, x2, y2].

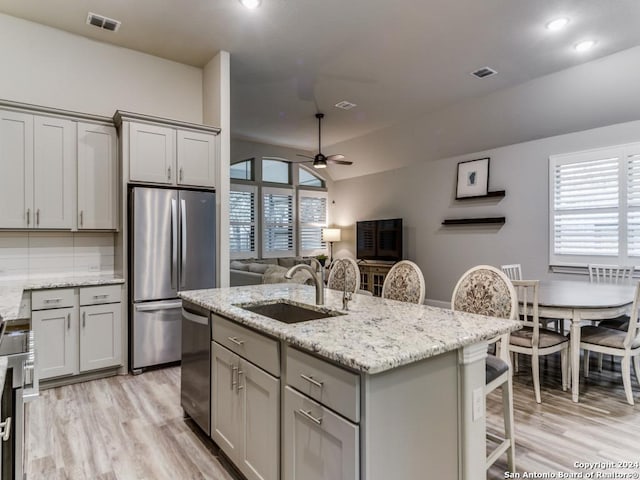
[[322, 228, 341, 242]]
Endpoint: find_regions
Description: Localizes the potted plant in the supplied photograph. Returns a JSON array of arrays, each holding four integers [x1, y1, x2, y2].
[[315, 254, 328, 267]]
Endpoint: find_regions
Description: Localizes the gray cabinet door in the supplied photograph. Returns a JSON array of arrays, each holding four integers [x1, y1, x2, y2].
[[32, 306, 78, 380], [79, 303, 122, 372], [283, 386, 358, 480], [211, 342, 242, 464], [239, 358, 279, 480]]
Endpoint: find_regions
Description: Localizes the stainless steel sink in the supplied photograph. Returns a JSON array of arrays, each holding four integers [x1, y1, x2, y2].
[[237, 300, 344, 324]]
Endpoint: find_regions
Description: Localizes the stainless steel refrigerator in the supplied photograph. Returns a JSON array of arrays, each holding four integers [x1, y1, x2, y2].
[[129, 186, 216, 372]]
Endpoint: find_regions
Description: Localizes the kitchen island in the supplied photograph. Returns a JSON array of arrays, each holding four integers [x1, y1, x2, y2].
[[179, 284, 521, 480]]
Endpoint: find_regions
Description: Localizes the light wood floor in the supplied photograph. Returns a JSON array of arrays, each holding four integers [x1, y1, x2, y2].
[[25, 355, 640, 479]]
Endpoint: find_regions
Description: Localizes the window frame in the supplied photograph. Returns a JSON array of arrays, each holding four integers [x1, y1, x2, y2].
[[229, 184, 258, 259], [297, 189, 328, 257], [549, 142, 640, 267]]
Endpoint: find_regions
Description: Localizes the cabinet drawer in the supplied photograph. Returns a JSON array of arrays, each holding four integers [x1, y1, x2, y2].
[[32, 288, 75, 310], [80, 285, 121, 306], [286, 347, 360, 423], [212, 315, 279, 377]]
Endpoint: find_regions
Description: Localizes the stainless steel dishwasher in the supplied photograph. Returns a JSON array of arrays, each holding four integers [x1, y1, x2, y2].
[[180, 301, 211, 435]]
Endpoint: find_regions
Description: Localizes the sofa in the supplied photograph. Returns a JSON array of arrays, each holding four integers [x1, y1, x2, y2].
[[230, 257, 316, 286]]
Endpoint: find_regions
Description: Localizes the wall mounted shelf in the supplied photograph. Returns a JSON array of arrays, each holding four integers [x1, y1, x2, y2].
[[455, 190, 505, 201], [441, 217, 506, 226]]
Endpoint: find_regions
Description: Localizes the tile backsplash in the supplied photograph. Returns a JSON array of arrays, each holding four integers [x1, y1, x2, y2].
[[0, 232, 115, 279]]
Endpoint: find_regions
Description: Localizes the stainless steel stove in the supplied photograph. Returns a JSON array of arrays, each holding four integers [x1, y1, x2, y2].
[[0, 324, 38, 480]]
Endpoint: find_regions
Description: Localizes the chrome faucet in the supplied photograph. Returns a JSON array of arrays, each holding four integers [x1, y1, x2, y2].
[[285, 258, 325, 305]]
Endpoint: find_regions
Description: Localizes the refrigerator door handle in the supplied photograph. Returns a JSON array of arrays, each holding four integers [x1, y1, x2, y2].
[[171, 198, 178, 290], [134, 300, 183, 312], [180, 198, 187, 288]]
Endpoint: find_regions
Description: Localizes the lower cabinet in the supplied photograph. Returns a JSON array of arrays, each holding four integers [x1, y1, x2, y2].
[[283, 387, 359, 480], [32, 306, 78, 379], [32, 286, 123, 381], [79, 303, 122, 372], [212, 342, 279, 480]]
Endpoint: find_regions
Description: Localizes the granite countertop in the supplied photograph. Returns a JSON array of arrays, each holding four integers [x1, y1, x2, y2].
[[179, 284, 521, 374], [0, 275, 125, 322]]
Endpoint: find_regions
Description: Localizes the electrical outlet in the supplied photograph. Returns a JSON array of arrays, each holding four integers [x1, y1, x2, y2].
[[472, 387, 484, 421]]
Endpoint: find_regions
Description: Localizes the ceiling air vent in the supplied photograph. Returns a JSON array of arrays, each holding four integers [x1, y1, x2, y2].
[[334, 100, 357, 110], [86, 12, 121, 32], [471, 67, 497, 79]]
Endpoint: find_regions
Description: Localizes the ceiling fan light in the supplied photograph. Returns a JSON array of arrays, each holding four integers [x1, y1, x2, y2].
[[313, 159, 327, 169]]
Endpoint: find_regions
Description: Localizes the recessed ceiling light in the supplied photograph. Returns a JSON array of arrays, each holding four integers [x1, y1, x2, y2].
[[546, 18, 569, 31], [239, 0, 261, 9], [574, 40, 596, 52]]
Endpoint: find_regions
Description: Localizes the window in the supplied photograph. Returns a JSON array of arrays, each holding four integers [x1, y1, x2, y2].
[[299, 167, 325, 187], [262, 187, 295, 258], [298, 190, 328, 256], [262, 158, 291, 184], [230, 158, 253, 180], [550, 142, 640, 266], [229, 185, 257, 258]]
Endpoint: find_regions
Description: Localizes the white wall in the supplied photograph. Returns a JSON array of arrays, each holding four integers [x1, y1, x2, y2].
[[0, 13, 203, 122], [331, 120, 640, 303]]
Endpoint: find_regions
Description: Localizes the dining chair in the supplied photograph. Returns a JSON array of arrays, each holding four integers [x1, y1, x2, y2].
[[587, 264, 635, 370], [509, 280, 569, 403], [381, 260, 426, 304], [451, 265, 516, 473], [580, 281, 640, 405], [327, 258, 361, 293], [500, 264, 522, 281]]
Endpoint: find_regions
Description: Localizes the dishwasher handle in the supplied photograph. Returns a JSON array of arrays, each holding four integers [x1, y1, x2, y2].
[[182, 309, 209, 326]]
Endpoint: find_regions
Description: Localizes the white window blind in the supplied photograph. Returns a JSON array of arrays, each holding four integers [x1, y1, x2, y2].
[[229, 184, 257, 259], [298, 190, 328, 256], [550, 143, 640, 266], [262, 186, 295, 258]]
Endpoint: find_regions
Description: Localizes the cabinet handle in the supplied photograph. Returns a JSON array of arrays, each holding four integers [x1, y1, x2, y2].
[[79, 210, 83, 227], [44, 298, 62, 304], [67, 313, 70, 330], [179, 167, 184, 181], [298, 409, 323, 425], [300, 374, 324, 389], [237, 369, 244, 391], [82, 311, 86, 328], [26, 209, 30, 226], [36, 209, 40, 226], [227, 336, 245, 346], [92, 294, 109, 299], [231, 365, 238, 390], [167, 166, 172, 180], [0, 417, 12, 442]]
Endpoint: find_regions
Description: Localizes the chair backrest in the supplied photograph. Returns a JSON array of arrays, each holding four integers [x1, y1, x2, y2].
[[451, 265, 518, 320], [511, 280, 541, 347], [588, 264, 635, 284], [381, 260, 426, 304], [327, 258, 361, 294], [624, 282, 640, 349], [500, 264, 522, 281]]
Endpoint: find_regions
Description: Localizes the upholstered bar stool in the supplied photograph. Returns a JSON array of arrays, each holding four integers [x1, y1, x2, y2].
[[381, 260, 425, 304], [452, 265, 516, 473]]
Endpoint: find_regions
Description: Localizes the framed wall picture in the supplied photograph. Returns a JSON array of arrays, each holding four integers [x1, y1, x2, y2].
[[456, 157, 490, 198]]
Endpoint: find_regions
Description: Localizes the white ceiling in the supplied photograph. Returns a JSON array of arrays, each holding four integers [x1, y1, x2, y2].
[[1, 0, 640, 154]]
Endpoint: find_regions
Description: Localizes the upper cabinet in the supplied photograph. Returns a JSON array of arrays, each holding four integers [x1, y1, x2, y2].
[[0, 102, 118, 231], [0, 110, 75, 229], [115, 111, 220, 189], [77, 123, 118, 230]]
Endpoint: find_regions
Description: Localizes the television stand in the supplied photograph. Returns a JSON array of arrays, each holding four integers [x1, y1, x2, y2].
[[358, 261, 396, 296]]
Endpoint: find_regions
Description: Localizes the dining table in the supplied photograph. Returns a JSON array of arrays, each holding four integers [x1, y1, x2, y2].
[[536, 279, 637, 402]]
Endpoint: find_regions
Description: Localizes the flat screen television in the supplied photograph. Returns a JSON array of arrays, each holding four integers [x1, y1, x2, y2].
[[356, 218, 403, 261]]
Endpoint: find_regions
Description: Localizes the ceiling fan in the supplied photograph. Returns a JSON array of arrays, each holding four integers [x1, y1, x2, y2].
[[293, 113, 353, 169]]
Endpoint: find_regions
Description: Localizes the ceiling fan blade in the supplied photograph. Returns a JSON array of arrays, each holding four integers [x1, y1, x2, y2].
[[326, 154, 345, 161], [296, 153, 315, 160], [327, 159, 353, 166]]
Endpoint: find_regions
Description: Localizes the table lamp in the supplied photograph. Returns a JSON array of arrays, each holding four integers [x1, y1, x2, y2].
[[322, 228, 341, 264]]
